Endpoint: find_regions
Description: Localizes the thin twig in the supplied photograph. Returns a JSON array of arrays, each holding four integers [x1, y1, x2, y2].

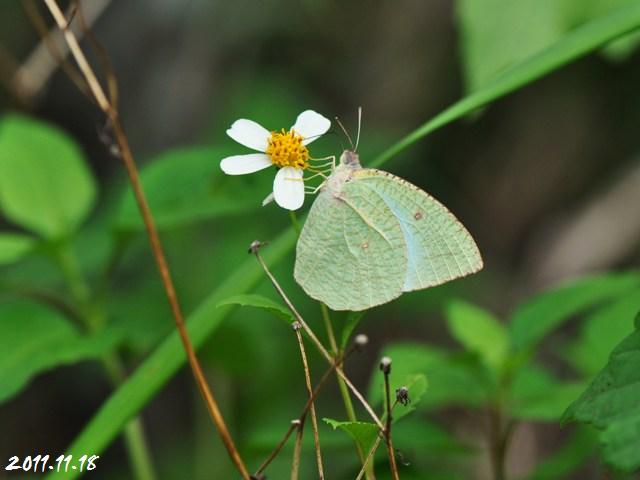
[[255, 419, 299, 477], [255, 341, 362, 476], [41, 2, 251, 478], [293, 321, 324, 479], [355, 434, 383, 480], [252, 245, 384, 430], [320, 303, 372, 478], [291, 418, 304, 480], [381, 357, 400, 480]]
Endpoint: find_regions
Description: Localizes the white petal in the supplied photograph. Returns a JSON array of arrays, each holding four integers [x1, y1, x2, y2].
[[291, 110, 331, 145], [220, 153, 272, 175], [273, 167, 305, 210], [226, 119, 271, 151]]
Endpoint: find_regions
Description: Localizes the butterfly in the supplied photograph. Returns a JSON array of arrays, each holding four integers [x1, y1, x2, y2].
[[294, 148, 483, 311]]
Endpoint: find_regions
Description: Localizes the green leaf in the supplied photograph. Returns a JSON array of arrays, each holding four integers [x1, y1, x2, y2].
[[55, 5, 640, 472], [371, 2, 640, 168], [340, 311, 365, 350], [369, 343, 488, 412], [323, 418, 379, 454], [0, 114, 96, 238], [457, 0, 640, 92], [116, 147, 260, 230], [563, 325, 640, 471], [445, 300, 508, 371], [566, 290, 640, 376], [49, 229, 297, 480], [509, 272, 640, 352], [217, 293, 293, 324], [0, 299, 120, 403], [0, 233, 35, 266], [509, 365, 587, 422]]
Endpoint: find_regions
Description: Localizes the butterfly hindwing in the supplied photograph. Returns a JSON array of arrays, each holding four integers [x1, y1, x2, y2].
[[294, 184, 407, 311], [352, 169, 483, 291]]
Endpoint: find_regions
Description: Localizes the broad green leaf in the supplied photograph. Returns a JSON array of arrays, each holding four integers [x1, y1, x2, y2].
[[340, 311, 365, 350], [0, 115, 96, 238], [563, 325, 640, 471], [116, 147, 260, 230], [323, 418, 379, 454], [509, 365, 586, 422], [369, 343, 488, 411], [445, 300, 507, 371], [457, 0, 640, 92], [371, 2, 640, 168], [217, 293, 294, 324], [521, 428, 598, 480], [566, 290, 640, 376], [49, 229, 296, 480], [509, 272, 640, 352], [0, 299, 120, 403], [56, 6, 640, 473], [0, 233, 35, 266]]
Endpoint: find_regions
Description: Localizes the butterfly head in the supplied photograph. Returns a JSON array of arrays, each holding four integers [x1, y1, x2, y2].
[[339, 149, 361, 168]]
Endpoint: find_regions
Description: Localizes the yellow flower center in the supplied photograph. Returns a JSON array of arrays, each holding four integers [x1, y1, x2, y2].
[[266, 129, 309, 169]]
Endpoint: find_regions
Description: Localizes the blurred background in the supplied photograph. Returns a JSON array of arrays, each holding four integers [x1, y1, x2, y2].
[[1, 0, 639, 479]]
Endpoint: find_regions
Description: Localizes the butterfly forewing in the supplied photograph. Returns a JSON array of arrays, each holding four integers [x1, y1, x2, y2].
[[294, 186, 407, 311], [352, 169, 483, 291]]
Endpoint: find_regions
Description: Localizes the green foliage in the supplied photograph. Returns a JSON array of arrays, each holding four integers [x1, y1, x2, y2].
[[9, 5, 639, 477], [457, 0, 640, 91], [509, 365, 587, 421], [48, 229, 296, 480], [563, 323, 640, 472], [509, 272, 640, 352], [0, 299, 120, 403], [445, 299, 508, 372], [369, 343, 488, 411], [323, 418, 379, 454], [217, 293, 294, 324], [0, 233, 35, 265], [117, 147, 258, 230], [566, 291, 640, 376], [372, 1, 640, 167], [0, 114, 96, 239]]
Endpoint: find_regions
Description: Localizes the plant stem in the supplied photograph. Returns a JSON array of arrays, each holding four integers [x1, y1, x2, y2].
[[320, 303, 373, 479], [291, 420, 304, 480], [382, 362, 400, 480], [293, 322, 324, 479], [252, 247, 384, 430], [42, 2, 251, 477], [355, 435, 383, 480]]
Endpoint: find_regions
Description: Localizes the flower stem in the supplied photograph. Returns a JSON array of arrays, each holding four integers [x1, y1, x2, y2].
[[320, 303, 374, 479]]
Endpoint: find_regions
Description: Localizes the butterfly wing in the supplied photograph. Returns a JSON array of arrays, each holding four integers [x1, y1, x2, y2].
[[352, 169, 483, 291], [294, 185, 407, 311]]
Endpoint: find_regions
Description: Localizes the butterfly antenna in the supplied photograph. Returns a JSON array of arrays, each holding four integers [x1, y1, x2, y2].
[[334, 116, 354, 150], [355, 106, 362, 151]]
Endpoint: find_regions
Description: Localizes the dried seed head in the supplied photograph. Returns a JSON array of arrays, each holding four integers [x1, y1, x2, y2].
[[379, 356, 392, 374], [292, 321, 302, 331], [396, 386, 410, 406], [248, 240, 267, 254], [354, 334, 369, 348], [291, 419, 302, 427]]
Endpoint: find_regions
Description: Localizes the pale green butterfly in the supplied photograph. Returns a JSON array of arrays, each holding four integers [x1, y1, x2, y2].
[[294, 149, 483, 311]]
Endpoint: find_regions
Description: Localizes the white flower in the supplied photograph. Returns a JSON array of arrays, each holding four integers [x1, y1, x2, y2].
[[220, 110, 331, 210]]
